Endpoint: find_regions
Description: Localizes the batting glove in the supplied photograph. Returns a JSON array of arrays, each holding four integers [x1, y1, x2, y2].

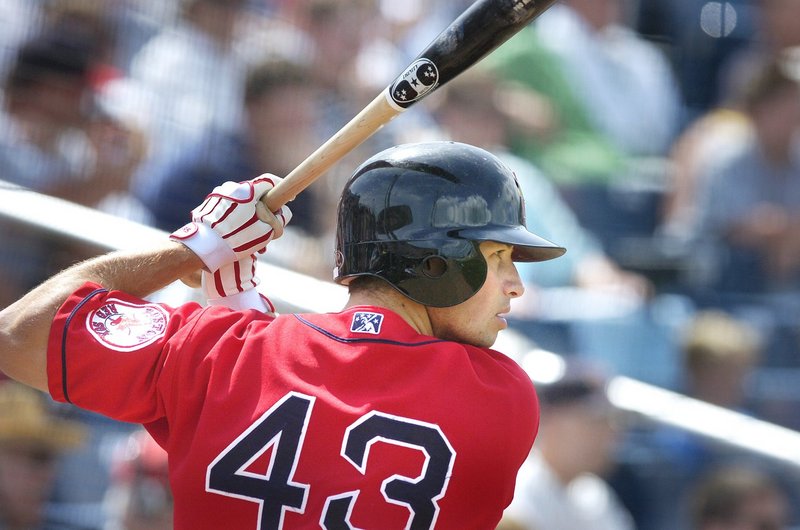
[[170, 175, 292, 272], [202, 255, 277, 314]]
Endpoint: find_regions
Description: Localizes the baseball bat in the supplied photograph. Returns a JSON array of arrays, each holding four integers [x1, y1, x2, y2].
[[260, 0, 559, 211], [182, 0, 557, 286]]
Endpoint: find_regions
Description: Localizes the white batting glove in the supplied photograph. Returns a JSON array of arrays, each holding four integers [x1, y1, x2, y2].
[[202, 255, 277, 314], [170, 175, 292, 272]]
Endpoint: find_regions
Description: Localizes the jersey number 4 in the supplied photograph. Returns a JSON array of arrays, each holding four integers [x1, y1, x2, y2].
[[206, 392, 456, 530]]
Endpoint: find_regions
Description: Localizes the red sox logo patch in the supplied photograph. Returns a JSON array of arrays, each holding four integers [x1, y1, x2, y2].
[[86, 299, 169, 352]]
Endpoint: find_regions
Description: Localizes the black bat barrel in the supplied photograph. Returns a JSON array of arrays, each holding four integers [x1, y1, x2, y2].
[[387, 0, 559, 109]]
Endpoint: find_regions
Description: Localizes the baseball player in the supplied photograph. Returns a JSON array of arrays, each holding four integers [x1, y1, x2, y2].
[[0, 141, 565, 529]]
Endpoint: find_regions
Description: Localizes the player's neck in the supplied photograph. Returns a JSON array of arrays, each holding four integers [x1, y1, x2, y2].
[[345, 288, 433, 337]]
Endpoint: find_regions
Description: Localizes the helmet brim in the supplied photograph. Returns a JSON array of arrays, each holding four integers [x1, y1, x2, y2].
[[457, 225, 566, 262]]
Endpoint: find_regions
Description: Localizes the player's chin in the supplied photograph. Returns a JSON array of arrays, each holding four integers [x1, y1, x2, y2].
[[472, 327, 502, 349], [442, 319, 501, 348]]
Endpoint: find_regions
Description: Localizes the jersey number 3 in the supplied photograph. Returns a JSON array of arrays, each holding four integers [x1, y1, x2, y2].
[[206, 392, 456, 530]]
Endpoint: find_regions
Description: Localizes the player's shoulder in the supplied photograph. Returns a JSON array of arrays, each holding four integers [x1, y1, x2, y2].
[[171, 303, 279, 342], [459, 343, 536, 393]]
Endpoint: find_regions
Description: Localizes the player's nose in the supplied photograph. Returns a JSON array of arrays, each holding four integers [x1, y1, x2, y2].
[[505, 264, 525, 299]]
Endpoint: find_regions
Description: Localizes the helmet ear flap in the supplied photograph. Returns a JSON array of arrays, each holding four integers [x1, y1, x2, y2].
[[396, 240, 488, 307], [336, 240, 486, 307]]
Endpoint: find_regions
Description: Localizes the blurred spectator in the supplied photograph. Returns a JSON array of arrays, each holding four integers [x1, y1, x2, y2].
[[681, 310, 762, 410], [687, 54, 800, 294], [688, 466, 790, 530], [141, 57, 330, 278], [0, 380, 86, 530], [126, 0, 251, 200], [660, 2, 800, 268], [355, 0, 428, 92], [104, 430, 172, 530], [45, 410, 140, 530], [0, 29, 92, 191], [142, 58, 318, 230], [0, 0, 43, 81], [658, 104, 752, 244], [264, 0, 417, 155], [634, 0, 756, 123], [718, 0, 800, 106], [488, 0, 682, 186], [0, 17, 147, 307], [643, 310, 767, 529], [42, 1, 151, 220], [0, 17, 142, 207], [501, 364, 635, 530], [129, 0, 392, 265], [276, 0, 377, 104], [104, 1, 182, 73], [170, 0, 383, 142], [434, 68, 651, 300], [655, 310, 764, 468]]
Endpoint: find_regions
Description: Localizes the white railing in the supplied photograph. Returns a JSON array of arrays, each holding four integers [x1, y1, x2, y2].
[[520, 347, 800, 468], [2, 181, 800, 469], [0, 181, 348, 313]]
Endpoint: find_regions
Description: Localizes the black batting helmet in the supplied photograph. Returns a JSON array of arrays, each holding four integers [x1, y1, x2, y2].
[[334, 141, 565, 307]]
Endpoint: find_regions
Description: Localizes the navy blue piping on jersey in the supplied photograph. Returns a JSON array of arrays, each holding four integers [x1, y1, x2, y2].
[[60, 287, 107, 403], [293, 314, 445, 347]]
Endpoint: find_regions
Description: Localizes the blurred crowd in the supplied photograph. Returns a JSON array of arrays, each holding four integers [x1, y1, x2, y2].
[[1, 0, 800, 528]]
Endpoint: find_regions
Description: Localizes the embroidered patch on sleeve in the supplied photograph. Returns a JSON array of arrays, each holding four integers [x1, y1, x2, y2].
[[86, 299, 169, 352], [350, 312, 384, 335]]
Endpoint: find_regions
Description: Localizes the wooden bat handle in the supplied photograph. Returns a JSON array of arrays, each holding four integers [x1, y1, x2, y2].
[[179, 93, 399, 289], [261, 93, 401, 212]]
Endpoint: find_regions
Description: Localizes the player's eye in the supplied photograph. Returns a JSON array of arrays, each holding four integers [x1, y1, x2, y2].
[[481, 241, 512, 260], [494, 245, 513, 259]]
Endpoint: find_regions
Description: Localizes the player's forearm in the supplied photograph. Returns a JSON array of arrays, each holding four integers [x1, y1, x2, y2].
[[75, 240, 204, 297], [0, 240, 202, 391]]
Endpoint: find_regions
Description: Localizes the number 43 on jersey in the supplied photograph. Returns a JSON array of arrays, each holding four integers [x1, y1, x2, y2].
[[206, 392, 456, 529]]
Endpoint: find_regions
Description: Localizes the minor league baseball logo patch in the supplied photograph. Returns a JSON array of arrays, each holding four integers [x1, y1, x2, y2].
[[86, 299, 169, 352], [351, 312, 384, 335]]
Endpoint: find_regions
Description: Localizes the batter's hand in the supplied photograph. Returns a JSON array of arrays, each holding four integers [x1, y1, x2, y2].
[[170, 175, 292, 272], [202, 255, 277, 313]]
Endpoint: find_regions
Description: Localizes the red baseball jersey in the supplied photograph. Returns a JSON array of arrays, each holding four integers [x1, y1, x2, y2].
[[47, 283, 539, 529]]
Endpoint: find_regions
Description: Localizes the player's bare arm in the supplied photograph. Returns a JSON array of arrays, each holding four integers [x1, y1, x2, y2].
[[0, 241, 202, 391], [0, 174, 289, 392]]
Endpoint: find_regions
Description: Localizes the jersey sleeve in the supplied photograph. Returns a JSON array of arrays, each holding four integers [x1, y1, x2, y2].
[[46, 282, 205, 423]]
